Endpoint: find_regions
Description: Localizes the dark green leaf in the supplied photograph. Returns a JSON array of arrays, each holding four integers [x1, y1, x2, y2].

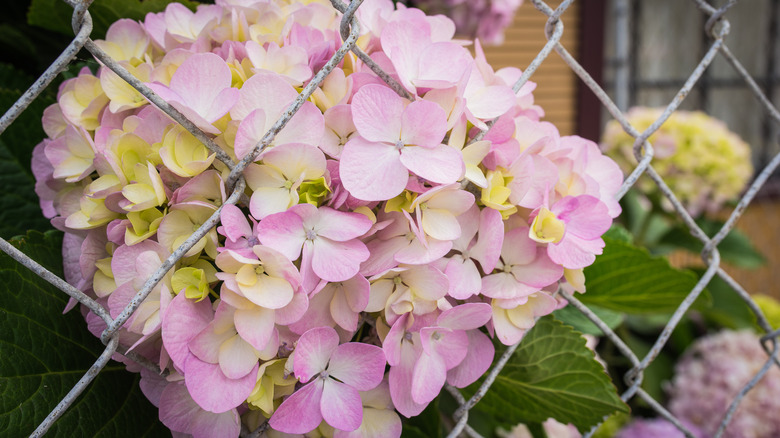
[[461, 316, 629, 434], [0, 86, 54, 172], [658, 219, 765, 269], [0, 141, 53, 239], [0, 230, 167, 436], [579, 237, 710, 314], [604, 224, 633, 243], [28, 0, 199, 40], [0, 62, 37, 92], [696, 269, 756, 330], [554, 304, 624, 336], [401, 397, 443, 438]]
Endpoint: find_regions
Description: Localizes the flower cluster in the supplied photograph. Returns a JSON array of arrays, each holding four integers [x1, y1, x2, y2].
[[32, 0, 622, 436], [601, 107, 752, 216], [616, 418, 702, 438], [404, 0, 524, 45], [667, 330, 780, 438]]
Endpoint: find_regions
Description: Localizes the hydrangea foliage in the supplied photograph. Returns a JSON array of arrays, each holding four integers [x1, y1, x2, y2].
[[32, 0, 623, 436]]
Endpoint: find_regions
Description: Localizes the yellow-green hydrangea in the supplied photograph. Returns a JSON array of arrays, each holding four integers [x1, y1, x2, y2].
[[601, 107, 753, 216]]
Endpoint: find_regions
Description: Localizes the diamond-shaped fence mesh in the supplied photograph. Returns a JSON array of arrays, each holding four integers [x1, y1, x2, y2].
[[1, 0, 779, 437]]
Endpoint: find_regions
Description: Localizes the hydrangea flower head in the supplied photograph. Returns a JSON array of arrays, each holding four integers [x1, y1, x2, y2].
[[601, 107, 752, 216], [668, 329, 780, 438], [31, 0, 623, 436]]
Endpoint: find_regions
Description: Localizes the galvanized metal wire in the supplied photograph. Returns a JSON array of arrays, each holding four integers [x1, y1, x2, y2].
[[1, 0, 779, 437]]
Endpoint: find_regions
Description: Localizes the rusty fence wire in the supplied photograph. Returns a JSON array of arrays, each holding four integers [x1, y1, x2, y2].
[[1, 0, 779, 437]]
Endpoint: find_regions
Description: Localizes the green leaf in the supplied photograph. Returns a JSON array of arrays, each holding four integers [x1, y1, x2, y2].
[[578, 237, 710, 314], [461, 316, 629, 434], [28, 0, 199, 40], [0, 64, 58, 239], [553, 304, 624, 336], [401, 396, 443, 438], [696, 269, 756, 330], [604, 224, 633, 243], [0, 88, 53, 173], [0, 230, 168, 436], [0, 142, 53, 239], [658, 219, 766, 269]]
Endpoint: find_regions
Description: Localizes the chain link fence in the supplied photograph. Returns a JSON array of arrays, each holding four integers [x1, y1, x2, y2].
[[1, 0, 779, 437]]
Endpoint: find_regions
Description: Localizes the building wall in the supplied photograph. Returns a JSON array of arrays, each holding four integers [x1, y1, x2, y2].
[[482, 0, 581, 136]]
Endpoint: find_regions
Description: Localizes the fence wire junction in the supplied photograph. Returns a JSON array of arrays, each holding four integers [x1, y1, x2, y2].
[[1, 0, 780, 437]]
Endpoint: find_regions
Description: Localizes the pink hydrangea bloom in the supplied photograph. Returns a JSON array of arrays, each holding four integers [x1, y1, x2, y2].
[[30, 0, 625, 436]]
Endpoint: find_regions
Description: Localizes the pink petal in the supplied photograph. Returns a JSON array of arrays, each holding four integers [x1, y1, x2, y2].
[[275, 101, 325, 147], [322, 378, 364, 431], [394, 236, 452, 265], [436, 303, 493, 331], [335, 408, 402, 438], [381, 20, 430, 93], [553, 195, 612, 240], [190, 407, 241, 438], [511, 248, 564, 288], [331, 287, 359, 331], [492, 305, 526, 346], [414, 41, 473, 88], [361, 236, 407, 277], [256, 210, 306, 261], [162, 293, 214, 371], [423, 328, 469, 370], [466, 84, 515, 120], [275, 289, 309, 325], [294, 326, 339, 383], [233, 108, 267, 160], [184, 355, 258, 413], [421, 208, 461, 241], [469, 207, 504, 273], [547, 234, 605, 270], [315, 207, 373, 241], [343, 274, 370, 312], [500, 227, 537, 266], [234, 306, 275, 351], [189, 321, 230, 364], [160, 381, 241, 438], [351, 84, 404, 143], [218, 335, 259, 379], [400, 144, 463, 184], [445, 257, 482, 300], [388, 342, 427, 418], [329, 343, 386, 391], [401, 265, 449, 301], [269, 379, 325, 434], [340, 136, 407, 201], [241, 274, 295, 309], [230, 71, 298, 121], [168, 52, 237, 123], [481, 272, 538, 299], [411, 350, 446, 404], [312, 238, 370, 282], [219, 204, 252, 241], [447, 330, 495, 388], [248, 186, 293, 220], [400, 100, 446, 148], [383, 313, 409, 367]]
